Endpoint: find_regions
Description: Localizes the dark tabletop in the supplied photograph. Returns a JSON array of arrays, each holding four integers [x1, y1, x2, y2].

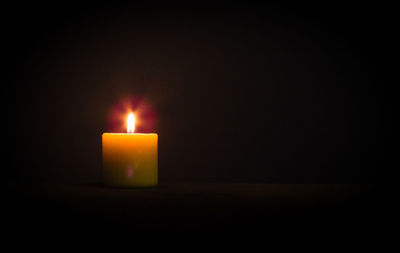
[[2, 183, 394, 248]]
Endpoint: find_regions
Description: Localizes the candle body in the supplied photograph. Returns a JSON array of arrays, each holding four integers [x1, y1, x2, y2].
[[102, 133, 158, 187]]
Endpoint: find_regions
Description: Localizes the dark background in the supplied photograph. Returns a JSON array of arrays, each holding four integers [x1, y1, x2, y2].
[[2, 2, 396, 248], [4, 2, 393, 184]]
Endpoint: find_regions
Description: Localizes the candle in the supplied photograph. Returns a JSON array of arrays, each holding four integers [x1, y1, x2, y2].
[[102, 113, 158, 187]]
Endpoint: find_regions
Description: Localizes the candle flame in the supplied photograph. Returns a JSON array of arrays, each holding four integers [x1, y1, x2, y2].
[[127, 113, 135, 133]]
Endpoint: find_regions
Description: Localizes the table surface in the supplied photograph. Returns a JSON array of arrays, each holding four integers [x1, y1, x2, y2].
[[2, 183, 394, 247]]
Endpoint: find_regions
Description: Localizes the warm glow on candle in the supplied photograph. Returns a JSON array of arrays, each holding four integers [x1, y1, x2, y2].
[[127, 113, 135, 133]]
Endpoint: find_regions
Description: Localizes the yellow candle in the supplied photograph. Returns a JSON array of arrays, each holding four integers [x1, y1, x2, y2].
[[102, 113, 158, 187]]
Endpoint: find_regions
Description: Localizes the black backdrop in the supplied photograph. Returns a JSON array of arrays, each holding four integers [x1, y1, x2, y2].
[[4, 2, 393, 185]]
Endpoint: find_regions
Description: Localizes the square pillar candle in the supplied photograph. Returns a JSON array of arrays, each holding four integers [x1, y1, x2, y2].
[[102, 113, 158, 187]]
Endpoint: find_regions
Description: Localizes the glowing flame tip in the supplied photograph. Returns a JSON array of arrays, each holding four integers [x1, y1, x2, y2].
[[127, 113, 135, 133]]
